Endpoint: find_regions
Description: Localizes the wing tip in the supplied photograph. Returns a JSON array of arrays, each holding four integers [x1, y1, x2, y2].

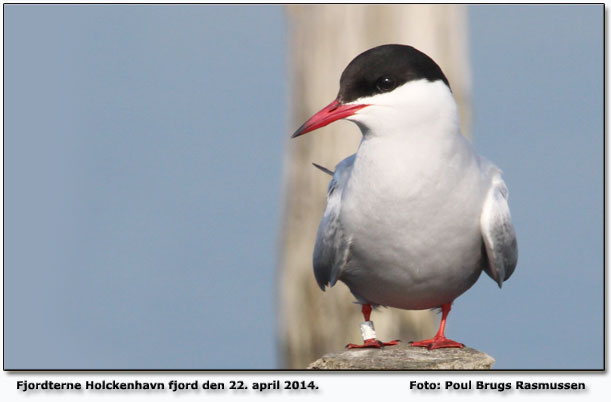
[[314, 276, 338, 292], [312, 162, 334, 176]]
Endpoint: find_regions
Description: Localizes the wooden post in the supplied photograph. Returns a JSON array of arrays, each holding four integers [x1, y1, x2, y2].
[[278, 4, 472, 369], [308, 345, 495, 370]]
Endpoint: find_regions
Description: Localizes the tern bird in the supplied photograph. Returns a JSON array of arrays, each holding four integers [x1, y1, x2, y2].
[[292, 44, 517, 350]]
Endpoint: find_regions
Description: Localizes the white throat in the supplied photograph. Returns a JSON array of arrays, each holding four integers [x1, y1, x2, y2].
[[341, 78, 477, 209]]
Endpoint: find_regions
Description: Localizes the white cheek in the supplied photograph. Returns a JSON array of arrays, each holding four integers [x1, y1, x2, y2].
[[345, 79, 458, 135]]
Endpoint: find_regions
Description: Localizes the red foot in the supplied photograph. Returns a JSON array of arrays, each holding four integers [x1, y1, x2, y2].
[[410, 336, 464, 350], [346, 339, 400, 349]]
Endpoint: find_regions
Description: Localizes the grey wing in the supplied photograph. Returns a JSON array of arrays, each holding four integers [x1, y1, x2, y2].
[[312, 155, 354, 290], [480, 174, 518, 288]]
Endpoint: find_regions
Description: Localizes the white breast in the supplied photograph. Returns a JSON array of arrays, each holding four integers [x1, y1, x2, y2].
[[338, 128, 491, 310]]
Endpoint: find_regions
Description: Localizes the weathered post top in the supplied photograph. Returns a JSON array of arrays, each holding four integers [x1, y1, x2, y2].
[[308, 344, 495, 370]]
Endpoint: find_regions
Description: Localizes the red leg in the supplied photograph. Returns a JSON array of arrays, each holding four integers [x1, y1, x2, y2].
[[346, 304, 400, 349], [362, 303, 372, 321], [410, 303, 464, 350]]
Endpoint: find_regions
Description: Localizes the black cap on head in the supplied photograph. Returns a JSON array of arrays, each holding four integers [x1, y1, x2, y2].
[[337, 44, 450, 104]]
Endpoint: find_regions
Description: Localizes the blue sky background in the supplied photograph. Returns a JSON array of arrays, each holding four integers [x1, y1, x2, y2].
[[3, 4, 603, 369], [464, 4, 602, 369]]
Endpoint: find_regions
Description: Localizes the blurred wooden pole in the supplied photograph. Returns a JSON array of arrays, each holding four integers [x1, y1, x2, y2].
[[278, 4, 472, 369]]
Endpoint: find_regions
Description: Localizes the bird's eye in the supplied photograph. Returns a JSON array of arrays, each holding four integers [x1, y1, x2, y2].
[[376, 76, 396, 92]]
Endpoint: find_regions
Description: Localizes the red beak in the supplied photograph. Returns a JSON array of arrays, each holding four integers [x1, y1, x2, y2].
[[291, 99, 369, 138]]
